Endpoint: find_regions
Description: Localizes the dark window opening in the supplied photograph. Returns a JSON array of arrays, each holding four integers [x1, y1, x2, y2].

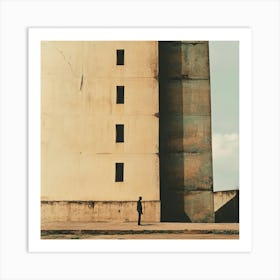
[[116, 86, 124, 104], [116, 124, 124, 143], [115, 163, 124, 182], [116, 49, 124, 65]]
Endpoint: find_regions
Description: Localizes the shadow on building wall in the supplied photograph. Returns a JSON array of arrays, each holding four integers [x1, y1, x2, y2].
[[159, 41, 191, 222]]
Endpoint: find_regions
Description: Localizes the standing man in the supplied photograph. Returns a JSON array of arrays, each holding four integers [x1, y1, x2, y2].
[[137, 196, 143, 225]]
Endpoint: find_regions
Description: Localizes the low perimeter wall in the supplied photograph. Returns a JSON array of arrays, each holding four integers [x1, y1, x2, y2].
[[41, 201, 161, 223]]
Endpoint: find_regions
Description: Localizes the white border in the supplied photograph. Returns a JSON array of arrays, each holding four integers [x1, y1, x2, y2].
[[28, 27, 252, 253], [1, 1, 279, 279]]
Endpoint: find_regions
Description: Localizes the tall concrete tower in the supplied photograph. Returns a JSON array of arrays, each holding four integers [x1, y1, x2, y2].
[[159, 41, 214, 222]]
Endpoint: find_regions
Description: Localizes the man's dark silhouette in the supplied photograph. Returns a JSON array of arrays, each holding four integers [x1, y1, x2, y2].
[[137, 196, 143, 225]]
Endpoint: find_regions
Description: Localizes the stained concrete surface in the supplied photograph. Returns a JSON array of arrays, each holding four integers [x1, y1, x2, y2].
[[159, 41, 214, 222], [41, 200, 160, 223], [41, 41, 160, 222]]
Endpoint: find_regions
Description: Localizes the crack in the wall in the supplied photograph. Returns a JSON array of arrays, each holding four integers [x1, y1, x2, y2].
[[55, 48, 79, 78], [80, 74, 84, 91]]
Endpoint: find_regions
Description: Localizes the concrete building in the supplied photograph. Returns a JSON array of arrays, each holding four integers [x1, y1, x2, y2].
[[41, 41, 160, 222], [41, 41, 214, 223]]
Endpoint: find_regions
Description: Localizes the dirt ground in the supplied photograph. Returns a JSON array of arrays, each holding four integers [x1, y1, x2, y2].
[[41, 232, 239, 239], [41, 222, 239, 239]]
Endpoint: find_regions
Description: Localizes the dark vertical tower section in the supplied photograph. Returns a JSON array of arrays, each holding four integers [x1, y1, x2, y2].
[[159, 41, 214, 222]]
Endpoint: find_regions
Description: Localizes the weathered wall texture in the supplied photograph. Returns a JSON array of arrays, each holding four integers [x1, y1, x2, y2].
[[41, 201, 160, 223], [159, 41, 214, 222], [41, 41, 160, 222], [42, 41, 216, 224]]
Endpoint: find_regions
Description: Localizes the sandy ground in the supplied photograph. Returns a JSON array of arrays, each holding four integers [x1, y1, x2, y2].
[[41, 233, 239, 239], [41, 222, 239, 239], [42, 221, 239, 231]]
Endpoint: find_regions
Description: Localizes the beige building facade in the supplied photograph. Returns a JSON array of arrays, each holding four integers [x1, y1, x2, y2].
[[41, 41, 215, 223], [41, 41, 160, 222]]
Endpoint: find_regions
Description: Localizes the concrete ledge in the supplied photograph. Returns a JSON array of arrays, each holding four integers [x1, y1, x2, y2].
[[214, 190, 238, 212], [41, 200, 161, 223]]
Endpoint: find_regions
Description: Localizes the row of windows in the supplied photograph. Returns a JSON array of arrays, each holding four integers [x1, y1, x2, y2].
[[116, 50, 125, 103], [116, 49, 125, 182]]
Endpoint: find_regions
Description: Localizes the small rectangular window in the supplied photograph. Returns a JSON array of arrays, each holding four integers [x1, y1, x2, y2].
[[116, 86, 124, 104], [116, 49, 124, 65], [115, 162, 124, 182], [116, 124, 124, 142]]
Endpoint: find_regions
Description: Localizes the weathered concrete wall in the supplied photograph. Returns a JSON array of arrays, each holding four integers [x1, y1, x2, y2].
[[159, 41, 214, 222], [41, 41, 160, 222], [214, 190, 238, 212], [41, 41, 216, 223], [41, 201, 160, 222], [41, 154, 159, 201], [214, 190, 239, 223]]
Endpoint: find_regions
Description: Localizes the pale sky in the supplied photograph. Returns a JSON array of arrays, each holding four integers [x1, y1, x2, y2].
[[209, 41, 239, 191]]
